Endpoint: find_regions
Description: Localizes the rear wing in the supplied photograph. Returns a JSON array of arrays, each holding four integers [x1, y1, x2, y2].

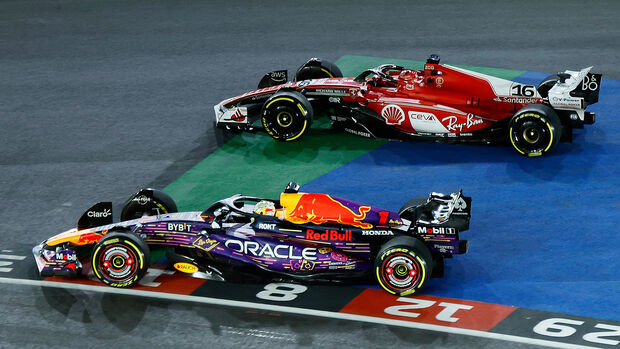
[[414, 190, 471, 231], [414, 191, 471, 256], [548, 67, 602, 109], [427, 190, 471, 222]]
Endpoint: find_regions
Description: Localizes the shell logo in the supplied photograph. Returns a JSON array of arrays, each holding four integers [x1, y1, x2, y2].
[[381, 104, 405, 125], [173, 262, 199, 274]]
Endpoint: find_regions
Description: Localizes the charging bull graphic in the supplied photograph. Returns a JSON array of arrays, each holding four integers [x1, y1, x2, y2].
[[281, 193, 373, 229]]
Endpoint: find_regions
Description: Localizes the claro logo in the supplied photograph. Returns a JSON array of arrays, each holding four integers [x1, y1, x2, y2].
[[88, 209, 111, 218]]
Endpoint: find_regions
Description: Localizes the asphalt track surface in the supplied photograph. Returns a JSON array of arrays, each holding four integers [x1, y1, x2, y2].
[[2, 0, 620, 348]]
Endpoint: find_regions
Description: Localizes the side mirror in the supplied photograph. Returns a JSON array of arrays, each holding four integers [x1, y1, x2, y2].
[[284, 182, 300, 193], [426, 54, 440, 64]]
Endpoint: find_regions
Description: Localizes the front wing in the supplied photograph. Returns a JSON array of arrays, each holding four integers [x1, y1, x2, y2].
[[32, 243, 82, 277]]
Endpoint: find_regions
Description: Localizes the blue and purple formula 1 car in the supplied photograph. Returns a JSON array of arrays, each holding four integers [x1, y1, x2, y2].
[[33, 183, 471, 296]]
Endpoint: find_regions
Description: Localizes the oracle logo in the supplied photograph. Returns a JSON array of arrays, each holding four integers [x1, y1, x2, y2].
[[381, 105, 405, 125]]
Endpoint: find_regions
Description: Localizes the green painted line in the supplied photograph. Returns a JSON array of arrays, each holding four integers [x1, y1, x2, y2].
[[165, 130, 385, 211], [165, 55, 525, 210]]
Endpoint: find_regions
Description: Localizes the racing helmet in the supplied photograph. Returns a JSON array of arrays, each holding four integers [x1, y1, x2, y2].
[[254, 200, 276, 216]]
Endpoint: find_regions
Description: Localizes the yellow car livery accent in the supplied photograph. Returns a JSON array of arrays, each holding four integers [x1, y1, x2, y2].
[[174, 262, 199, 273], [46, 228, 104, 246]]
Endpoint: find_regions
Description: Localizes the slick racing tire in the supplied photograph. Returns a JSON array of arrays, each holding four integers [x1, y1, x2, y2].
[[295, 58, 343, 81], [120, 188, 178, 221], [398, 197, 428, 222], [537, 74, 560, 98], [375, 236, 433, 296], [261, 91, 313, 141], [509, 104, 562, 157], [91, 231, 150, 288]]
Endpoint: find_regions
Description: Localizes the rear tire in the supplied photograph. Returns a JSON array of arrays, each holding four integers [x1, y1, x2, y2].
[[91, 232, 150, 288], [261, 91, 313, 141], [509, 104, 562, 157], [120, 188, 178, 221], [375, 236, 433, 296], [398, 197, 428, 221], [537, 74, 559, 98], [295, 58, 343, 81]]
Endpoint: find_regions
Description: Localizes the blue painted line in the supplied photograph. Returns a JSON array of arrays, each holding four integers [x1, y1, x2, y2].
[[303, 72, 620, 321]]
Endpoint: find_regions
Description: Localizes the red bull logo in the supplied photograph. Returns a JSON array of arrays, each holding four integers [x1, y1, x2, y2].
[[282, 193, 373, 229], [47, 228, 104, 246], [77, 231, 103, 245], [306, 229, 352, 241]]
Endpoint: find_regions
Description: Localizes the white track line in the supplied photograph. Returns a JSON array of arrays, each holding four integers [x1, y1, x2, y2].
[[0, 254, 27, 260], [0, 277, 598, 349]]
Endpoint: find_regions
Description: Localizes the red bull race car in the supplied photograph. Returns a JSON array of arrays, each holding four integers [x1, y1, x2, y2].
[[214, 55, 601, 157], [33, 183, 471, 296]]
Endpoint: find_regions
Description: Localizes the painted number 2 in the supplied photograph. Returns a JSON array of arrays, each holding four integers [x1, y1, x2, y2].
[[384, 297, 473, 323], [256, 283, 308, 301]]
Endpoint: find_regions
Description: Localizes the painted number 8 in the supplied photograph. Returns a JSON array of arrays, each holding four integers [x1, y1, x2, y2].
[[256, 283, 308, 301]]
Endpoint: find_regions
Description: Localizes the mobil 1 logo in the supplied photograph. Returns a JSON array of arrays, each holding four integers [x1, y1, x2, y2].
[[491, 308, 620, 347]]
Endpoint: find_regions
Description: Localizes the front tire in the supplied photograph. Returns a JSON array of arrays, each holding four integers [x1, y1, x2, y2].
[[261, 91, 313, 141], [375, 236, 433, 296], [91, 232, 150, 288], [509, 104, 562, 157]]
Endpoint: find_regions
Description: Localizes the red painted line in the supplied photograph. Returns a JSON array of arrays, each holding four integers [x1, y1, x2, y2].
[[0, 277, 597, 349], [340, 288, 517, 332], [44, 265, 206, 295]]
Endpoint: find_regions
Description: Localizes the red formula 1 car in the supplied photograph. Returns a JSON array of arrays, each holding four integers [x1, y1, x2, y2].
[[214, 55, 601, 157]]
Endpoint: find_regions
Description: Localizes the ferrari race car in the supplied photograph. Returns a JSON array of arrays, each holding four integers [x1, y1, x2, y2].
[[33, 183, 471, 296], [214, 55, 601, 157]]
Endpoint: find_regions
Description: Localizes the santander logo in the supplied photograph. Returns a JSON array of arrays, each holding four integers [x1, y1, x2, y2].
[[381, 105, 405, 125]]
